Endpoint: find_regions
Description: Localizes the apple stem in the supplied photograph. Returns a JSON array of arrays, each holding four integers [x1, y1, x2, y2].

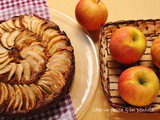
[[97, 0, 100, 3]]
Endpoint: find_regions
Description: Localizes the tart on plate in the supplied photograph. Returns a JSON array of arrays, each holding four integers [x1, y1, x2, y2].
[[0, 14, 75, 117]]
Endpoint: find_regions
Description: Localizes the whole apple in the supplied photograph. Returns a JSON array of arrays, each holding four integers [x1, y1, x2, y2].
[[118, 66, 159, 107], [151, 36, 160, 68], [75, 0, 108, 31], [109, 27, 147, 64]]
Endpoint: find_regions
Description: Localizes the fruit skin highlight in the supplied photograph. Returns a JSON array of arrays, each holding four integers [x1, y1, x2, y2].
[[118, 66, 159, 107], [151, 36, 160, 68], [109, 27, 147, 64], [75, 0, 108, 31]]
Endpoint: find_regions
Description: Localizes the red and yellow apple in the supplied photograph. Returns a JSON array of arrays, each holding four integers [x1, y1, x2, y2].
[[109, 27, 147, 64], [118, 66, 159, 107], [151, 36, 160, 68], [75, 0, 108, 31]]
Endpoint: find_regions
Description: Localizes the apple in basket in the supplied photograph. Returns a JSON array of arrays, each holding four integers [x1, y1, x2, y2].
[[118, 66, 159, 107], [109, 27, 147, 64], [75, 0, 108, 31], [151, 36, 160, 68]]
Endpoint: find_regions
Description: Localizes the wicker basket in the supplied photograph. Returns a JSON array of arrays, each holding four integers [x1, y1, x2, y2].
[[99, 19, 160, 113]]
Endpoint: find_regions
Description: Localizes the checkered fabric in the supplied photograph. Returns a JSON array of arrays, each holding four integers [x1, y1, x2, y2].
[[0, 0, 76, 120]]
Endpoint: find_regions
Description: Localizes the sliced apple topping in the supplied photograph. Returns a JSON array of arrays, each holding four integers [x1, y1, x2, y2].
[[29, 16, 43, 32], [36, 20, 46, 35], [0, 54, 8, 64], [21, 15, 32, 28], [14, 17, 21, 28], [26, 56, 41, 72], [1, 32, 12, 49], [20, 60, 31, 84], [21, 47, 45, 64], [0, 64, 11, 74], [23, 84, 36, 109], [0, 27, 5, 35], [19, 85, 29, 111], [7, 30, 21, 47], [30, 42, 44, 52], [8, 63, 17, 81], [0, 58, 12, 70], [6, 19, 16, 29], [30, 84, 43, 103], [0, 22, 13, 31], [0, 44, 8, 55], [38, 82, 52, 95], [0, 52, 8, 59], [16, 64, 24, 84], [5, 84, 15, 112], [0, 83, 8, 106]]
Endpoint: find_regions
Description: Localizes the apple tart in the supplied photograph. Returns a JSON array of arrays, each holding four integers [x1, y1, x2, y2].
[[0, 14, 74, 117]]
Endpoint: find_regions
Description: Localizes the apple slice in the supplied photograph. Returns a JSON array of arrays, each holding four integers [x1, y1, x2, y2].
[[19, 85, 29, 111], [0, 83, 8, 106], [37, 85, 49, 99], [8, 63, 17, 81], [5, 84, 15, 112], [30, 16, 41, 32], [26, 56, 41, 72], [37, 82, 52, 95], [0, 22, 12, 31], [21, 48, 44, 64], [42, 29, 59, 45], [23, 84, 36, 109], [0, 44, 8, 55], [7, 30, 21, 47], [0, 27, 5, 35], [21, 15, 32, 28], [49, 40, 68, 55], [12, 85, 23, 111], [16, 64, 23, 84], [13, 17, 21, 28], [47, 35, 67, 51], [32, 17, 43, 33], [0, 55, 8, 64], [30, 84, 43, 103], [6, 19, 16, 29], [0, 58, 12, 70], [20, 60, 30, 84], [0, 64, 11, 75], [1, 32, 12, 49], [36, 20, 45, 35], [0, 52, 8, 58], [30, 42, 44, 52]]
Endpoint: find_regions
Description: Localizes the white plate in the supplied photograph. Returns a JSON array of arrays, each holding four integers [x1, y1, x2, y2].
[[49, 9, 99, 119]]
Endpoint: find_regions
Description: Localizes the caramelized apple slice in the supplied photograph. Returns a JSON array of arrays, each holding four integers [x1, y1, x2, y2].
[[0, 22, 12, 31], [25, 56, 41, 72], [1, 32, 12, 49], [30, 42, 44, 52], [0, 64, 11, 74], [14, 17, 21, 28], [0, 58, 12, 69], [21, 15, 32, 28], [32, 17, 43, 33], [38, 82, 52, 95], [0, 44, 8, 55], [16, 64, 23, 84], [19, 85, 29, 111], [30, 84, 43, 103], [42, 29, 59, 45], [49, 40, 68, 55], [36, 20, 45, 35], [12, 85, 22, 110], [8, 63, 17, 81], [0, 52, 8, 58], [20, 60, 30, 84], [23, 84, 36, 109], [5, 84, 15, 112], [0, 55, 8, 64], [0, 83, 8, 106], [0, 27, 5, 35], [21, 48, 44, 64], [6, 19, 15, 29], [7, 30, 21, 47]]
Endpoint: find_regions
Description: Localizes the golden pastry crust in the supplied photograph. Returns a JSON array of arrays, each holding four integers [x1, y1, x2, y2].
[[0, 14, 75, 117]]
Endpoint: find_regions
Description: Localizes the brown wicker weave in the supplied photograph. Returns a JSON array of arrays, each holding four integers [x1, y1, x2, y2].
[[99, 19, 160, 113]]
